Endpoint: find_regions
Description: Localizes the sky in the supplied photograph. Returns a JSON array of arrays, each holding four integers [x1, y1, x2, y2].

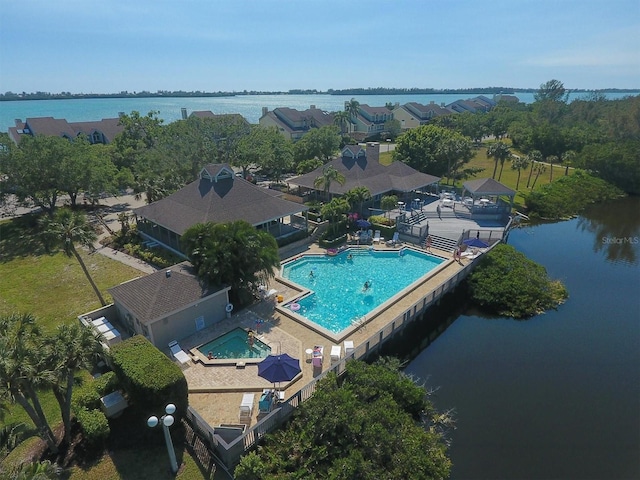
[[1, 0, 638, 94]]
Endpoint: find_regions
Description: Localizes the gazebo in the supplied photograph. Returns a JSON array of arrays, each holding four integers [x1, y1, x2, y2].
[[461, 178, 515, 218]]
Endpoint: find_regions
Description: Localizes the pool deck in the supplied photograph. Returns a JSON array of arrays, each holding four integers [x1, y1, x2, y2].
[[184, 242, 474, 429]]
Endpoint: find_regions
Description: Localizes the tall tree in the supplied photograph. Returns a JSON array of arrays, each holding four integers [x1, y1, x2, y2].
[[294, 125, 341, 164], [321, 197, 350, 236], [525, 150, 543, 189], [344, 187, 372, 216], [486, 141, 511, 180], [2, 135, 70, 214], [381, 195, 398, 219], [47, 323, 104, 445], [314, 165, 346, 201], [394, 124, 473, 177], [0, 314, 58, 454], [345, 98, 360, 132], [181, 220, 280, 304], [39, 208, 106, 306], [110, 110, 164, 170], [511, 155, 530, 190], [534, 79, 568, 103], [333, 111, 351, 135]]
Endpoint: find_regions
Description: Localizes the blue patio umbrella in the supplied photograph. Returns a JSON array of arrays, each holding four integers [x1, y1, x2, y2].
[[463, 237, 489, 248], [356, 219, 371, 229], [258, 353, 301, 384]]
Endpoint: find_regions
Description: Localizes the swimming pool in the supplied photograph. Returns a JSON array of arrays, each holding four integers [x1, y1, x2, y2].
[[197, 328, 271, 360], [281, 248, 444, 334]]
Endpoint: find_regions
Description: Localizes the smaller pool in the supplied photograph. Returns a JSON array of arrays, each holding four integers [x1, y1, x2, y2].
[[197, 328, 271, 360]]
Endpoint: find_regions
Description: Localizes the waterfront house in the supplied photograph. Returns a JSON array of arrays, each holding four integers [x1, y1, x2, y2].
[[392, 101, 452, 130], [259, 106, 335, 141], [349, 104, 394, 140], [108, 262, 231, 348], [290, 142, 440, 204], [134, 163, 309, 255], [8, 116, 123, 144]]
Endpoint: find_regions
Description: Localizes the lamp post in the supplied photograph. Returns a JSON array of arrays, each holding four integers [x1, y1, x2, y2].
[[147, 403, 178, 474]]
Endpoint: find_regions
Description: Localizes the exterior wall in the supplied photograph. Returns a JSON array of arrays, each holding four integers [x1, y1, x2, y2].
[[148, 290, 230, 348], [392, 107, 420, 130], [259, 115, 293, 141], [112, 289, 230, 348]]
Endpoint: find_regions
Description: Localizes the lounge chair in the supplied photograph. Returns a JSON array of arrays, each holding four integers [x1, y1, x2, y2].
[[168, 340, 191, 366], [239, 393, 254, 424], [386, 232, 399, 246], [373, 230, 382, 244], [344, 340, 355, 357], [330, 345, 341, 362]]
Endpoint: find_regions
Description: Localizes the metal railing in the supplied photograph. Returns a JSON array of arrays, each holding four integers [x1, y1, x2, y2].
[[184, 243, 498, 470]]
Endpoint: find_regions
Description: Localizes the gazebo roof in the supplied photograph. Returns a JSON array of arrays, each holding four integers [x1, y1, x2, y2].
[[463, 178, 515, 196]]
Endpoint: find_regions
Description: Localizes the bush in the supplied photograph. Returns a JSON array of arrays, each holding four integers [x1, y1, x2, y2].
[[467, 244, 568, 318], [110, 336, 188, 421], [75, 407, 110, 447], [94, 371, 120, 396], [525, 170, 624, 219], [72, 382, 102, 412]]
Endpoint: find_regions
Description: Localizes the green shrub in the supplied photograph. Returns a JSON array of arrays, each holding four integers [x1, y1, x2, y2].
[[110, 336, 188, 421], [75, 407, 110, 447], [72, 382, 102, 412], [94, 371, 120, 396], [526, 170, 624, 219], [467, 243, 568, 318]]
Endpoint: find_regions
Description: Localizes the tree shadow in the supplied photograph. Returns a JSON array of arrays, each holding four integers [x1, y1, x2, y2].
[[0, 213, 49, 262]]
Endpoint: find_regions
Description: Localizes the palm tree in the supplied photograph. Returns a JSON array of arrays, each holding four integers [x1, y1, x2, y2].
[[321, 197, 350, 236], [561, 150, 576, 176], [345, 98, 360, 132], [47, 323, 104, 445], [511, 156, 531, 191], [487, 141, 511, 180], [525, 150, 543, 188], [39, 208, 106, 306], [314, 165, 346, 201], [546, 155, 558, 182], [0, 314, 58, 454], [333, 111, 351, 135], [9, 460, 63, 480], [531, 163, 547, 189], [344, 187, 371, 216]]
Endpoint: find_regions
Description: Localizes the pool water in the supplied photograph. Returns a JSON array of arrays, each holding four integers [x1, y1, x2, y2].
[[282, 249, 444, 333], [197, 328, 271, 359]]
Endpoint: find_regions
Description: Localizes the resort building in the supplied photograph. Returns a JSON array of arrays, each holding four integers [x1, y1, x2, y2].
[[108, 262, 231, 348], [8, 116, 124, 144], [290, 142, 440, 204], [259, 106, 335, 141], [392, 101, 452, 130], [134, 163, 309, 255]]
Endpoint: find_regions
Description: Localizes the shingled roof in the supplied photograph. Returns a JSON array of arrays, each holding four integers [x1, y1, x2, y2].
[[108, 262, 227, 325], [135, 164, 308, 236], [291, 147, 440, 197], [463, 178, 516, 196], [8, 116, 124, 144]]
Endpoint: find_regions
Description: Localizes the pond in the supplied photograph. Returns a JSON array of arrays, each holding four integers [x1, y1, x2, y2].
[[405, 196, 640, 479]]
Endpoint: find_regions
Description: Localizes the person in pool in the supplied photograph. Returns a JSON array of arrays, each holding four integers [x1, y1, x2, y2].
[[363, 280, 371, 291]]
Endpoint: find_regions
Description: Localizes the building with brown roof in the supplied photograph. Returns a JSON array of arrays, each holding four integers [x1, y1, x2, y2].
[[259, 106, 335, 141], [8, 116, 123, 144], [134, 163, 308, 254], [290, 142, 440, 204], [108, 262, 231, 348]]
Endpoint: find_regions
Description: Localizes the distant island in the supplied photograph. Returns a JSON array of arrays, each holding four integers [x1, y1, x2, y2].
[[1, 87, 637, 101]]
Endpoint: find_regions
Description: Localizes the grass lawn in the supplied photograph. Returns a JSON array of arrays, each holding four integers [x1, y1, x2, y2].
[[0, 216, 214, 479], [380, 143, 573, 210]]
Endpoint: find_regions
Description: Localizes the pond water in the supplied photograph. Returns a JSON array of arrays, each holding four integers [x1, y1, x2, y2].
[[405, 196, 640, 479]]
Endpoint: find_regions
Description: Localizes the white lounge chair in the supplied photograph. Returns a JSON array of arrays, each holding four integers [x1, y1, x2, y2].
[[239, 393, 255, 424], [344, 340, 355, 357], [330, 345, 341, 362], [373, 230, 382, 244], [386, 232, 399, 246], [168, 340, 191, 365]]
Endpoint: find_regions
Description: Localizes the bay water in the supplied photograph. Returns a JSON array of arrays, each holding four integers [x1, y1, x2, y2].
[[1, 91, 638, 132], [405, 196, 640, 479]]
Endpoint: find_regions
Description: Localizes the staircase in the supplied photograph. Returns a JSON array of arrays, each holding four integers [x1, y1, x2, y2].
[[425, 234, 457, 253]]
